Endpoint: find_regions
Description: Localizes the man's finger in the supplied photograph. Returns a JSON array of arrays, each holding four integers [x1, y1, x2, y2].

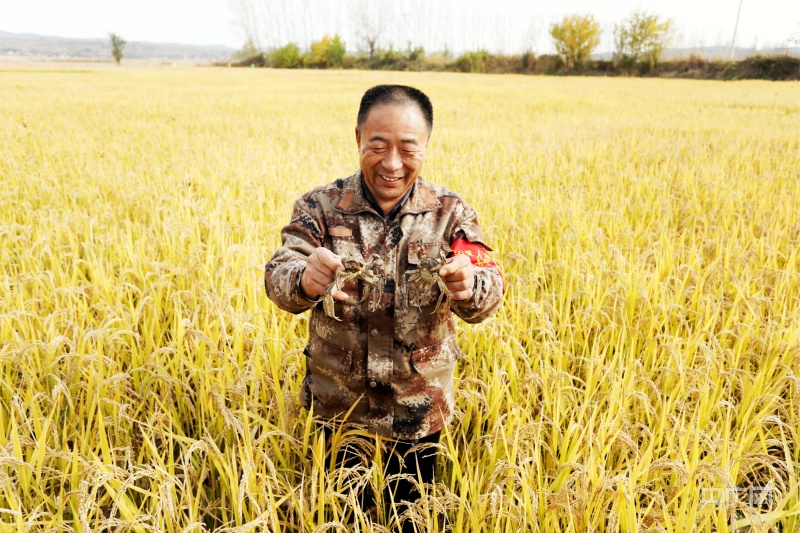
[[309, 261, 338, 280], [449, 288, 473, 301], [302, 276, 328, 297], [316, 248, 343, 270], [439, 256, 453, 276], [440, 254, 471, 279], [308, 252, 340, 277], [306, 268, 335, 289], [332, 289, 349, 301], [441, 266, 471, 282], [444, 279, 473, 293]]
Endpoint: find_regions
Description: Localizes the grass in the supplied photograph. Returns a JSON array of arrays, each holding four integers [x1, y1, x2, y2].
[[0, 66, 798, 532]]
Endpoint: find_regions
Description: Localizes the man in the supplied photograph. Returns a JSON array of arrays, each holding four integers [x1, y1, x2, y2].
[[264, 84, 503, 530]]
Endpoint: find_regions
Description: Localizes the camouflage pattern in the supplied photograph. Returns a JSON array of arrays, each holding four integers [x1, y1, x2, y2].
[[264, 170, 503, 440]]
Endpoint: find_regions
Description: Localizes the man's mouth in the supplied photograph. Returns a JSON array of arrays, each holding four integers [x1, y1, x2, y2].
[[380, 174, 403, 183]]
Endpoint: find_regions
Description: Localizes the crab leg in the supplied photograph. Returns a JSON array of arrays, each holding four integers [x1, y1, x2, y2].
[[433, 278, 451, 314]]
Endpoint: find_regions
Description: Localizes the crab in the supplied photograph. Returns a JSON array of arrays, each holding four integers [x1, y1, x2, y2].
[[323, 254, 385, 321], [407, 249, 451, 314]]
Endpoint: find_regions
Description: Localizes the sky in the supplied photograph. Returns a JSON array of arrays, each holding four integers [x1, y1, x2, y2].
[[2, 0, 798, 54]]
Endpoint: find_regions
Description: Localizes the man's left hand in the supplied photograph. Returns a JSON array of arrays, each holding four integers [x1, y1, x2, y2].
[[439, 254, 475, 302]]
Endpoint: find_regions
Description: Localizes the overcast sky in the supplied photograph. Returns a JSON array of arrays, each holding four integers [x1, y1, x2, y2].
[[2, 0, 798, 53]]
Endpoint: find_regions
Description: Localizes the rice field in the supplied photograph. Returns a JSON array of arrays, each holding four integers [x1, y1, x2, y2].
[[0, 65, 798, 532]]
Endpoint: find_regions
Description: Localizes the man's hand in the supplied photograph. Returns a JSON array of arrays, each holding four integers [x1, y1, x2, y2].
[[439, 254, 475, 302], [301, 247, 348, 300]]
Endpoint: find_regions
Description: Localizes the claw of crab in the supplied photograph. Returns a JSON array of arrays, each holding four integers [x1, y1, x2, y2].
[[437, 278, 451, 298]]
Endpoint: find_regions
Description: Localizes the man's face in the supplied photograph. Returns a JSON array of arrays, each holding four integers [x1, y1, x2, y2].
[[356, 103, 429, 214]]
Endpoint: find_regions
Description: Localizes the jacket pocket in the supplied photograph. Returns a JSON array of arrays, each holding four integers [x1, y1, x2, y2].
[[306, 335, 354, 375], [331, 236, 363, 260], [409, 336, 462, 374], [302, 338, 362, 413]]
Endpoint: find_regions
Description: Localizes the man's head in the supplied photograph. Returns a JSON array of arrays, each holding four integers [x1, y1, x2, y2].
[[357, 85, 433, 135], [355, 85, 433, 215]]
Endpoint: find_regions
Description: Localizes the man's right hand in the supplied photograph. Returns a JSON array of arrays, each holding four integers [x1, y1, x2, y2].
[[300, 247, 349, 300]]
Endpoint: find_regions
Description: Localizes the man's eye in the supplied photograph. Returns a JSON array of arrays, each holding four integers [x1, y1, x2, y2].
[[372, 147, 387, 153]]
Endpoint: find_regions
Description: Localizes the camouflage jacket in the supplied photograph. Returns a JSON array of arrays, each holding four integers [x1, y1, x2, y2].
[[264, 170, 503, 439]]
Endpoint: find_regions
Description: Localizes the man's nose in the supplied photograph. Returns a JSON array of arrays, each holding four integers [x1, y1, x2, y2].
[[382, 148, 402, 172]]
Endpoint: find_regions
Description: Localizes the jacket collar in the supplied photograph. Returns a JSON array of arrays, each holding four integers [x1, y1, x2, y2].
[[335, 170, 442, 216]]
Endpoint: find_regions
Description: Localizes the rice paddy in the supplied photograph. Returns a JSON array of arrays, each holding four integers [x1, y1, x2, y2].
[[0, 66, 798, 531]]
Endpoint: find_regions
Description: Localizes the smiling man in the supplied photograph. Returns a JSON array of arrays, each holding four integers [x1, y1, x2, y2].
[[264, 84, 503, 531]]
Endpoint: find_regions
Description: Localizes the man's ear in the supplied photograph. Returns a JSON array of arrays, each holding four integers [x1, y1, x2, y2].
[[355, 127, 361, 147]]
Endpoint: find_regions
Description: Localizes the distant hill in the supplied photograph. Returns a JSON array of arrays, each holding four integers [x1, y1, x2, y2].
[[593, 45, 800, 61], [0, 30, 236, 62]]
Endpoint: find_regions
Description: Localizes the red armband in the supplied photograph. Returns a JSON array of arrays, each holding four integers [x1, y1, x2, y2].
[[450, 238, 505, 293]]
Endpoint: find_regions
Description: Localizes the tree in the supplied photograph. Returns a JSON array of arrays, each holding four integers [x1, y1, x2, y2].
[[233, 37, 260, 61], [109, 33, 126, 65], [613, 11, 675, 71], [271, 43, 302, 68], [229, 0, 264, 52], [549, 14, 601, 69], [350, 0, 384, 60], [306, 35, 345, 68]]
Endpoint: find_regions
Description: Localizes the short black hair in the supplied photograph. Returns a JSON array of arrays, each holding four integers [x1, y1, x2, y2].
[[357, 84, 433, 135]]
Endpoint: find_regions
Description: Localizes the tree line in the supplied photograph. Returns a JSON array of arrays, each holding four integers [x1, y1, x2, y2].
[[231, 10, 678, 73], [104, 5, 799, 80], [551, 12, 674, 71], [223, 9, 798, 81]]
